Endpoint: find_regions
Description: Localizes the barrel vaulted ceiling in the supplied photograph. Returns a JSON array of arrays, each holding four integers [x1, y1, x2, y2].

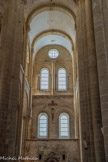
[[25, 0, 76, 60]]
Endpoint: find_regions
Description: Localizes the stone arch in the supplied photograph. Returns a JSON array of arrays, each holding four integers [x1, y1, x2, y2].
[[45, 157, 58, 162], [26, 4, 76, 25], [25, 4, 76, 65], [32, 30, 74, 54]]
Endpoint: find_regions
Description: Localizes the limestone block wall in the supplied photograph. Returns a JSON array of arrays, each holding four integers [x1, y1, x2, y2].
[[31, 95, 75, 139], [32, 45, 73, 96], [92, 0, 108, 160], [0, 0, 24, 157], [24, 95, 80, 162], [76, 0, 105, 161], [25, 139, 80, 162]]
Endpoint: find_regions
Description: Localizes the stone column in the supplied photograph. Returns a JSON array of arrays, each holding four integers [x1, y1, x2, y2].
[[0, 0, 24, 157], [92, 0, 108, 161], [85, 0, 105, 161], [73, 48, 79, 139], [76, 0, 105, 161]]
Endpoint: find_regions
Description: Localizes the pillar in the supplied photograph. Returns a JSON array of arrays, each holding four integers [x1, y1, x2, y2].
[[0, 0, 24, 157], [92, 0, 108, 161], [76, 0, 105, 161]]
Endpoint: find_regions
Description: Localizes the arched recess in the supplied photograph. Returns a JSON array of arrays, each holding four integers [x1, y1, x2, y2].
[[25, 3, 76, 82], [28, 10, 75, 44], [32, 30, 74, 51], [32, 44, 73, 95], [31, 30, 74, 62], [26, 4, 76, 48], [45, 157, 58, 162], [55, 107, 74, 139], [25, 0, 77, 141]]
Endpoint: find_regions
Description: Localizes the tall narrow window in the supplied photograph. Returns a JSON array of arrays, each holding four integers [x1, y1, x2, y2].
[[58, 68, 67, 91], [40, 68, 49, 90], [59, 113, 69, 138], [38, 113, 48, 137]]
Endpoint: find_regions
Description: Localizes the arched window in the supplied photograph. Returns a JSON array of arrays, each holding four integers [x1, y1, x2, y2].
[[48, 49, 59, 59], [38, 113, 48, 137], [40, 68, 49, 90], [58, 68, 67, 91], [59, 113, 69, 138]]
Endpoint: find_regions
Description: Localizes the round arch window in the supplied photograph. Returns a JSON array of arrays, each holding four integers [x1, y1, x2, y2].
[[48, 49, 59, 59]]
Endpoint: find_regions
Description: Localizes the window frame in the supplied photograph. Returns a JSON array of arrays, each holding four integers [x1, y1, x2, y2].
[[58, 68, 67, 91], [48, 49, 59, 59], [59, 113, 70, 139], [38, 113, 48, 138], [40, 68, 49, 91]]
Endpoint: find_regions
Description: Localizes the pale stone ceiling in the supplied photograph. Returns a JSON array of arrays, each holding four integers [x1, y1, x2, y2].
[[25, 0, 76, 59], [33, 35, 73, 60], [24, 0, 76, 20], [29, 10, 75, 44]]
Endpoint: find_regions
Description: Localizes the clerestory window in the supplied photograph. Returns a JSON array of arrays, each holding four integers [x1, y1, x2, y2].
[[38, 113, 48, 137], [40, 68, 49, 90], [48, 49, 59, 59], [58, 68, 67, 91], [59, 113, 69, 138]]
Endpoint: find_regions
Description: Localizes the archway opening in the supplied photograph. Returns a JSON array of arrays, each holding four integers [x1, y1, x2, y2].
[[23, 2, 80, 162]]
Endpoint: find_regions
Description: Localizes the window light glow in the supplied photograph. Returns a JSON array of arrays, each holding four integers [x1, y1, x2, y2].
[[40, 69, 49, 90], [48, 49, 59, 59], [58, 68, 67, 91], [38, 113, 48, 137], [59, 113, 69, 138]]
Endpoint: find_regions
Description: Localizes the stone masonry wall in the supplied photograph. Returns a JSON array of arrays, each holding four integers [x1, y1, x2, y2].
[[25, 139, 79, 162], [32, 95, 75, 139]]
